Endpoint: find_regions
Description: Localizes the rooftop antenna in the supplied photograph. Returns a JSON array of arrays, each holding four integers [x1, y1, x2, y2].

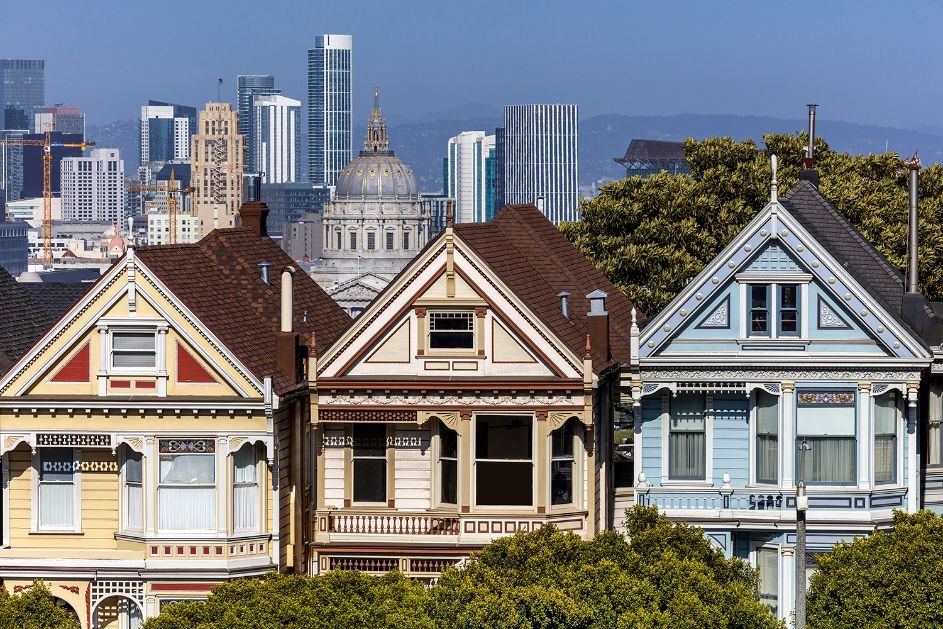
[[770, 154, 778, 203], [804, 104, 817, 169], [907, 152, 921, 293]]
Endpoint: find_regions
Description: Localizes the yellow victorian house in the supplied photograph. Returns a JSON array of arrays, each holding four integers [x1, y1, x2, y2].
[[0, 202, 349, 628]]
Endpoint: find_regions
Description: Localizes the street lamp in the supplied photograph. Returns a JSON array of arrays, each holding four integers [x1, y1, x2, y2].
[[795, 438, 812, 629]]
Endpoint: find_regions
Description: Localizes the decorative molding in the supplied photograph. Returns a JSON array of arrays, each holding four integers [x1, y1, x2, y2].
[[320, 392, 580, 407], [116, 435, 146, 454], [1, 434, 32, 455], [796, 390, 855, 406], [696, 295, 730, 329], [36, 433, 111, 448], [548, 410, 586, 430], [158, 438, 215, 454], [870, 383, 906, 397], [641, 382, 674, 398], [818, 297, 851, 329], [320, 409, 417, 423], [417, 410, 460, 430], [642, 368, 922, 382], [745, 382, 783, 397]]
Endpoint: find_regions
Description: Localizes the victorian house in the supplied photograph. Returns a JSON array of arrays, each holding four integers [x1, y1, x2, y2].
[[0, 201, 349, 628], [310, 204, 638, 576], [628, 159, 943, 624]]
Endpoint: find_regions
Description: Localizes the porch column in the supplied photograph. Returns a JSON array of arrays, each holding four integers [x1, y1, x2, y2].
[[458, 411, 472, 513], [780, 381, 796, 489], [145, 437, 157, 536], [780, 545, 796, 627], [908, 381, 920, 513], [857, 382, 871, 489]]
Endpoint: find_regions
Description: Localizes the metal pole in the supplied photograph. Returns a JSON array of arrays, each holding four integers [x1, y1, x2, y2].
[[907, 154, 920, 293], [795, 438, 811, 629]]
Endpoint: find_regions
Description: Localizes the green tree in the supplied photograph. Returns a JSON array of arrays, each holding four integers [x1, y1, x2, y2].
[[142, 570, 432, 629], [807, 510, 943, 628], [0, 581, 80, 629], [561, 135, 943, 316], [427, 505, 781, 629]]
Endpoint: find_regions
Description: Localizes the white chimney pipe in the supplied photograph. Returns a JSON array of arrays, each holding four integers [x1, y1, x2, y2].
[[281, 267, 295, 333]]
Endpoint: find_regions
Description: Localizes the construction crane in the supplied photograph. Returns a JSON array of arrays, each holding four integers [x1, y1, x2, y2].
[[0, 129, 95, 264], [129, 168, 194, 245]]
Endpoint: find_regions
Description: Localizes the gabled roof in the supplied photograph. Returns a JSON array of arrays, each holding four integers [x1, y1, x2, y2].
[[0, 268, 90, 373], [454, 204, 639, 372], [136, 227, 352, 393], [781, 180, 905, 318]]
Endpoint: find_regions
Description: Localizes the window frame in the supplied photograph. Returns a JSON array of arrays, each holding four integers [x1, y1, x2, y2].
[[795, 390, 857, 486], [666, 393, 708, 482], [748, 284, 771, 337], [33, 447, 82, 533], [754, 390, 779, 485], [550, 420, 580, 508], [873, 391, 900, 486], [427, 311, 475, 352], [754, 544, 780, 619], [156, 439, 217, 534], [109, 329, 158, 374], [351, 424, 388, 505], [232, 443, 261, 533], [472, 413, 535, 509], [435, 421, 458, 507], [739, 277, 810, 340], [122, 447, 144, 533]]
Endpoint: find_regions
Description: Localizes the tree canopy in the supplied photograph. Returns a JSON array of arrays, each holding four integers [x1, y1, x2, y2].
[[807, 510, 943, 629], [0, 581, 80, 629], [560, 134, 943, 317], [144, 506, 779, 629]]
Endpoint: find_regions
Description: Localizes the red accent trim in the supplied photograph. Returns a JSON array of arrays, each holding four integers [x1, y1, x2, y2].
[[176, 342, 216, 383], [215, 546, 222, 555], [112, 380, 131, 389], [135, 380, 156, 389], [50, 342, 90, 383], [150, 582, 218, 592]]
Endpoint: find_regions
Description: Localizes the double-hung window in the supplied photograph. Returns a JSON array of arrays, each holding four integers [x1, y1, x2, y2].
[[123, 448, 143, 532], [551, 421, 576, 505], [438, 424, 458, 505], [112, 331, 156, 370], [158, 439, 216, 532], [749, 285, 771, 335], [475, 415, 532, 506], [755, 391, 779, 484], [757, 547, 779, 617], [352, 424, 387, 504], [874, 392, 899, 484], [428, 312, 474, 350], [233, 444, 260, 532], [38, 448, 77, 530], [748, 284, 801, 337], [668, 394, 706, 480], [796, 390, 856, 484], [367, 231, 376, 250], [385, 231, 394, 250]]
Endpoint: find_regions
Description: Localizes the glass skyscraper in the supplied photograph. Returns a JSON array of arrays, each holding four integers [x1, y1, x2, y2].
[[237, 75, 279, 173], [0, 60, 44, 130], [307, 34, 352, 186], [503, 104, 579, 225]]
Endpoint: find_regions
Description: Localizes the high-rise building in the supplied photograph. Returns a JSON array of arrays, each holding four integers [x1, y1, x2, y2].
[[0, 60, 44, 129], [503, 104, 579, 225], [260, 182, 330, 236], [34, 105, 85, 138], [21, 132, 84, 198], [445, 131, 496, 223], [1, 130, 26, 202], [60, 148, 125, 224], [493, 126, 505, 211], [252, 94, 301, 183], [307, 34, 352, 185], [139, 101, 197, 166], [237, 75, 280, 173], [190, 102, 244, 234]]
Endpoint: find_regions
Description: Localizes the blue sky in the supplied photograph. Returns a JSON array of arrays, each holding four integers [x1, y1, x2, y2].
[[4, 0, 941, 128]]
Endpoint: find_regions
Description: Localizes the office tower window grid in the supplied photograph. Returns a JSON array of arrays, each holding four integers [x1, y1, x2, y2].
[[307, 35, 352, 186]]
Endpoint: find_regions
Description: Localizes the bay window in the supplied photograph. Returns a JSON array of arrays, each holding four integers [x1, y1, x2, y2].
[[123, 448, 143, 532], [38, 448, 77, 530], [755, 391, 779, 484], [158, 439, 216, 532], [233, 444, 260, 532], [668, 394, 706, 480], [352, 424, 387, 504], [796, 390, 856, 484], [757, 547, 779, 617], [438, 424, 458, 505], [874, 392, 899, 484], [475, 415, 532, 506], [551, 420, 576, 505]]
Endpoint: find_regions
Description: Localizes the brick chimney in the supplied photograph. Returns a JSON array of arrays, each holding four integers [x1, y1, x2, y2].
[[586, 289, 610, 362], [239, 201, 270, 238]]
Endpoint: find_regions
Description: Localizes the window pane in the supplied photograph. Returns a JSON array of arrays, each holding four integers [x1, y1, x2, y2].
[[756, 392, 779, 434], [800, 437, 855, 483], [126, 482, 143, 530], [233, 445, 257, 484], [113, 332, 155, 350], [440, 427, 457, 459], [552, 422, 574, 457], [353, 424, 386, 456], [758, 548, 779, 617], [353, 459, 386, 502], [125, 450, 143, 484], [551, 460, 573, 505], [669, 432, 705, 479], [875, 393, 898, 434], [40, 483, 73, 528], [113, 351, 156, 368], [159, 454, 215, 484], [441, 459, 457, 504], [41, 448, 74, 482], [476, 415, 531, 459], [751, 285, 769, 334], [476, 461, 532, 505], [757, 435, 778, 484], [158, 486, 215, 530], [780, 285, 797, 308], [874, 435, 896, 484], [613, 425, 634, 488]]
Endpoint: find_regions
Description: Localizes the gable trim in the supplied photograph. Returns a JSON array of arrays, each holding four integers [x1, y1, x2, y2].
[[817, 296, 851, 330], [695, 295, 730, 330]]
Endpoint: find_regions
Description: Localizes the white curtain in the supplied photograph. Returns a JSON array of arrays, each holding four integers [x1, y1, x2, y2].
[[669, 394, 705, 480], [801, 437, 855, 483], [39, 448, 74, 529], [124, 450, 143, 531], [756, 392, 779, 483], [874, 393, 898, 484], [233, 445, 259, 532], [158, 454, 215, 531], [757, 548, 779, 617]]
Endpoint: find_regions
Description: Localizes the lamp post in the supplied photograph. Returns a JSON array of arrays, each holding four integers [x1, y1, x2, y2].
[[795, 438, 812, 629]]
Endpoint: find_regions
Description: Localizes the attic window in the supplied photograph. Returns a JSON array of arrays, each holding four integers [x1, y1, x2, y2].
[[429, 312, 474, 349], [112, 331, 157, 370]]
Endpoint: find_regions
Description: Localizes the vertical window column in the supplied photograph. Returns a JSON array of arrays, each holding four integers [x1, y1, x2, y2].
[[755, 391, 779, 484], [668, 394, 706, 481], [874, 391, 899, 485]]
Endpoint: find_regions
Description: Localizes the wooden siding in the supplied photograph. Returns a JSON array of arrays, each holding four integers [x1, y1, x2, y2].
[[393, 426, 431, 510], [640, 397, 663, 485], [712, 394, 750, 486], [323, 428, 345, 508]]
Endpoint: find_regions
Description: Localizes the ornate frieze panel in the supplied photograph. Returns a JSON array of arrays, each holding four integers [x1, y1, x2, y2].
[[320, 409, 416, 423], [319, 392, 582, 407], [158, 438, 215, 453], [37, 433, 111, 447], [696, 296, 730, 329], [642, 369, 922, 382], [817, 297, 851, 329], [796, 390, 855, 406]]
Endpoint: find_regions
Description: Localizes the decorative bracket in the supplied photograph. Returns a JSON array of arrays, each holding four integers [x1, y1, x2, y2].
[[418, 410, 460, 431]]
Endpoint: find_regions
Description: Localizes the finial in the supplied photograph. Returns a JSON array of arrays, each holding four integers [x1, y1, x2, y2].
[[631, 307, 637, 324], [584, 334, 592, 359], [446, 199, 453, 227], [373, 83, 381, 115], [770, 154, 778, 203], [909, 151, 921, 171]]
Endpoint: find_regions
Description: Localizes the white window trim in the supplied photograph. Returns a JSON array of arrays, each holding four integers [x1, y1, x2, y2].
[[156, 450, 218, 535], [97, 319, 168, 377], [549, 421, 583, 511], [739, 280, 811, 341], [31, 448, 82, 533], [121, 448, 144, 533], [871, 392, 903, 487], [750, 390, 780, 487], [432, 421, 458, 509], [751, 541, 782, 620], [427, 310, 476, 353], [471, 412, 536, 511], [660, 391, 714, 485], [232, 443, 263, 534]]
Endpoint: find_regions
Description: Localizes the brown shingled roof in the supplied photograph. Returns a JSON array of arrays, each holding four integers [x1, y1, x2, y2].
[[455, 204, 640, 372], [136, 228, 351, 393]]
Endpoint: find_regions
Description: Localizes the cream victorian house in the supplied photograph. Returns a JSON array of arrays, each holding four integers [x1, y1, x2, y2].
[[0, 201, 349, 628], [310, 204, 639, 576]]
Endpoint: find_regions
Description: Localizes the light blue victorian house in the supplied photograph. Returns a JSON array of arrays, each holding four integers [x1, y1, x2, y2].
[[625, 160, 943, 623]]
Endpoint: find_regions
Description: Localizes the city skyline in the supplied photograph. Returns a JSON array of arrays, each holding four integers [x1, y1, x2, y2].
[[3, 2, 942, 131]]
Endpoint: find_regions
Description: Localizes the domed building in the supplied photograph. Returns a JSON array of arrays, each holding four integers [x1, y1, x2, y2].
[[311, 86, 430, 316]]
